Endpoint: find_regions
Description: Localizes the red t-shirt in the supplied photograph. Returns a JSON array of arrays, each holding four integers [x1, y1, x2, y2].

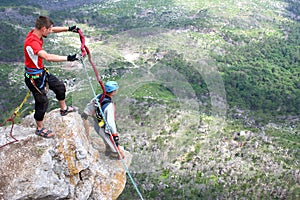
[[24, 30, 44, 69]]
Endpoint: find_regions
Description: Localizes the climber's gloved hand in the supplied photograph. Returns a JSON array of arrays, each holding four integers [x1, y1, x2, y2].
[[68, 25, 80, 33], [112, 134, 120, 147], [67, 54, 80, 61]]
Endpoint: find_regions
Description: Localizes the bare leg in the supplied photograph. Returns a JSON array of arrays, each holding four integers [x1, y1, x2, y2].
[[59, 100, 67, 111], [36, 120, 44, 130], [59, 100, 76, 113]]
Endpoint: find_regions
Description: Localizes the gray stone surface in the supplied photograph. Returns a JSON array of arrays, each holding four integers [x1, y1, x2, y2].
[[0, 109, 131, 200]]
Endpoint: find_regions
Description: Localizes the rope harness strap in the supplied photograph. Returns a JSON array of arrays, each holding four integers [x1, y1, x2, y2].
[[25, 67, 49, 94], [78, 30, 144, 200]]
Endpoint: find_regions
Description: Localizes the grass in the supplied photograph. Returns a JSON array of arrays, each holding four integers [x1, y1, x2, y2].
[[132, 82, 176, 101], [264, 126, 300, 164]]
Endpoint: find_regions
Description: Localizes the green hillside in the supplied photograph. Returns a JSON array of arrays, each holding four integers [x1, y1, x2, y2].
[[1, 0, 299, 122], [0, 0, 299, 199]]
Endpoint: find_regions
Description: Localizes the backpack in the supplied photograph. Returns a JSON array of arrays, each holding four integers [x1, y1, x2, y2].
[[95, 94, 112, 127]]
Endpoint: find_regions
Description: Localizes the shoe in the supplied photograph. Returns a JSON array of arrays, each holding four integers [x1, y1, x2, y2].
[[60, 106, 77, 116], [35, 127, 54, 138]]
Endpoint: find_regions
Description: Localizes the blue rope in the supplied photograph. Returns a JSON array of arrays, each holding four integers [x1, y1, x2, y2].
[[80, 58, 144, 200]]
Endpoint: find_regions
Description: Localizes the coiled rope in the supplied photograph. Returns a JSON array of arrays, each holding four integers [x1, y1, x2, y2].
[[77, 29, 144, 200]]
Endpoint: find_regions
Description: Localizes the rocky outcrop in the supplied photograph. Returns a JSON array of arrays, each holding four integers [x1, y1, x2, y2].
[[0, 109, 131, 200]]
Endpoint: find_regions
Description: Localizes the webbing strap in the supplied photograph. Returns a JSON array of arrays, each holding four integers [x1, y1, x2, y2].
[[25, 66, 48, 89], [78, 30, 144, 200], [25, 66, 44, 75]]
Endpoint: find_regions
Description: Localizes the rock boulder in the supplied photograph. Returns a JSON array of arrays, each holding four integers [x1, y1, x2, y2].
[[0, 109, 131, 200]]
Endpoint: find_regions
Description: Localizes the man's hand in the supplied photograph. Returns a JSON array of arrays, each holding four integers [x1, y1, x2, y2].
[[67, 54, 80, 61], [68, 25, 80, 33]]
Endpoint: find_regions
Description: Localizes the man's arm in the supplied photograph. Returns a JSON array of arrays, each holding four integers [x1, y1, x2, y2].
[[52, 25, 79, 33], [38, 50, 79, 62], [38, 50, 67, 62], [51, 26, 68, 33], [105, 104, 118, 134]]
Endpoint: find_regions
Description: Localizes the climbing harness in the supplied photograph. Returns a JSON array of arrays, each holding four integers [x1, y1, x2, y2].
[[25, 67, 49, 94], [0, 91, 31, 149], [78, 30, 144, 200], [94, 94, 112, 128]]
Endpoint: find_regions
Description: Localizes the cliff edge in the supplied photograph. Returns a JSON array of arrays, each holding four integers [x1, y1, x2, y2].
[[0, 109, 132, 200]]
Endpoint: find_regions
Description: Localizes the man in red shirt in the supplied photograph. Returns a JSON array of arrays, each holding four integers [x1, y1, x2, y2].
[[24, 16, 79, 138]]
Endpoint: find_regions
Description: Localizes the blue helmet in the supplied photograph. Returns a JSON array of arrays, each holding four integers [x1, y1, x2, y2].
[[105, 81, 119, 93]]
